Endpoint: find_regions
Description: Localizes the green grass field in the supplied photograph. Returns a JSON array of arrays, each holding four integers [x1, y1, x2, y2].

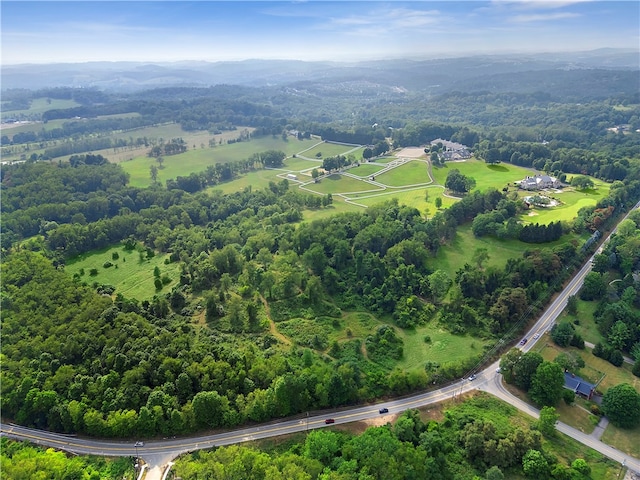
[[348, 164, 386, 177], [122, 136, 319, 187], [518, 181, 611, 225], [375, 160, 432, 187], [397, 324, 488, 371], [601, 422, 640, 459], [285, 157, 323, 172], [208, 169, 283, 194], [429, 223, 546, 273], [305, 174, 384, 195], [297, 142, 362, 159], [65, 244, 182, 300], [348, 187, 453, 214], [556, 299, 604, 345], [431, 160, 533, 191]]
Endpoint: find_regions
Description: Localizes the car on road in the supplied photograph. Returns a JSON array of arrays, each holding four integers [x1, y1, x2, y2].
[[325, 418, 335, 424], [468, 374, 477, 381], [533, 333, 540, 340], [496, 367, 501, 373], [519, 338, 528, 346], [379, 407, 389, 414], [134, 441, 144, 447]]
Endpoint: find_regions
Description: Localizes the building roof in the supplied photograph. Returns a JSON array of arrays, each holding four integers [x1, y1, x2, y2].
[[564, 372, 595, 396]]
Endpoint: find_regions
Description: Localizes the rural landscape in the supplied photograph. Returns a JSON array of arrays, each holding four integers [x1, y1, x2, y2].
[[2, 1, 640, 479]]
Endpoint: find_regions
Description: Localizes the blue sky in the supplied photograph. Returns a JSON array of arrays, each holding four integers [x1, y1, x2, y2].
[[2, 1, 638, 64]]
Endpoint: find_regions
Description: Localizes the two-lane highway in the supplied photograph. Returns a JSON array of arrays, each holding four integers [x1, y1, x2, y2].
[[2, 202, 639, 476]]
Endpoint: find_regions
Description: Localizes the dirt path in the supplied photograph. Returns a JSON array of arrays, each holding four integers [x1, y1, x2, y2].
[[260, 295, 291, 345]]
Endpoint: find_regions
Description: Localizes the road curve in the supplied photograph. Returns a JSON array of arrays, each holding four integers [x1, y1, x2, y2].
[[2, 202, 639, 475]]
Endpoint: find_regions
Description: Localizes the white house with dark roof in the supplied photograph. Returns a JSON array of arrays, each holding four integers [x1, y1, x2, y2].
[[430, 139, 471, 160], [519, 174, 560, 191]]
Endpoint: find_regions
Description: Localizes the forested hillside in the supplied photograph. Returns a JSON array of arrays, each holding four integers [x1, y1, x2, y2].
[[1, 55, 640, 444]]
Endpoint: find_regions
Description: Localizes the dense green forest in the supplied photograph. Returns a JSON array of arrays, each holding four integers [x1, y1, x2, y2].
[[1, 60, 640, 460]]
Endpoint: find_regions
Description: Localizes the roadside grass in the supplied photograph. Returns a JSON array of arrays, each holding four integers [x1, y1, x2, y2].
[[348, 164, 386, 177], [553, 401, 597, 434], [431, 159, 533, 191], [601, 422, 640, 459], [556, 299, 604, 345], [396, 324, 488, 371], [122, 136, 319, 186], [305, 174, 383, 195], [1, 97, 79, 119], [374, 160, 431, 187], [65, 244, 182, 300]]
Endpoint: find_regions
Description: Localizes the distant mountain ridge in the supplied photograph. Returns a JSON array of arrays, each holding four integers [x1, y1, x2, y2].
[[1, 49, 638, 94]]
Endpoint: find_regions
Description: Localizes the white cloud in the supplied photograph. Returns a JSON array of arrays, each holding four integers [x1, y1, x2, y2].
[[510, 11, 581, 21]]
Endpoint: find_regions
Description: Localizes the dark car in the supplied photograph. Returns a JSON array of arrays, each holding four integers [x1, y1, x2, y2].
[[519, 338, 528, 346], [325, 418, 335, 424], [379, 407, 389, 414]]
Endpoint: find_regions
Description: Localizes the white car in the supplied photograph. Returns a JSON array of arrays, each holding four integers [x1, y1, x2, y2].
[[533, 333, 540, 340]]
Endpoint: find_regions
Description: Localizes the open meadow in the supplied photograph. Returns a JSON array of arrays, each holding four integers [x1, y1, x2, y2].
[[65, 244, 182, 301]]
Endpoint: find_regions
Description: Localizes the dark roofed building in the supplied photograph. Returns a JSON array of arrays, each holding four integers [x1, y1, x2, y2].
[[564, 372, 596, 400]]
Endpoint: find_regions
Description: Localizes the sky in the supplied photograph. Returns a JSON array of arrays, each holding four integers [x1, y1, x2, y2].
[[1, 1, 639, 65]]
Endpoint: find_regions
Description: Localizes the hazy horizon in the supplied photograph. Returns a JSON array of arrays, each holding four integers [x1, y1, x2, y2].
[[2, 1, 639, 66]]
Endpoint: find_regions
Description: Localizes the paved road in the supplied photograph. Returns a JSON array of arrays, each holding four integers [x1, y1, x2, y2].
[[2, 202, 639, 478]]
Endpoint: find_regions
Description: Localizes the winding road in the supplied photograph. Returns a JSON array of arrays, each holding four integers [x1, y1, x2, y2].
[[2, 202, 639, 478]]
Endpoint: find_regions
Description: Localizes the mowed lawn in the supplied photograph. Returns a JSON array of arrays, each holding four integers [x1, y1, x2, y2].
[[431, 160, 534, 191], [65, 244, 182, 300], [298, 142, 362, 159], [122, 136, 319, 187], [305, 174, 383, 195], [349, 163, 386, 177], [375, 160, 432, 186]]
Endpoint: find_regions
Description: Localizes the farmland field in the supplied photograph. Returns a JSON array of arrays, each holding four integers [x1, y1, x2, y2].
[[65, 244, 182, 301], [1, 97, 80, 119]]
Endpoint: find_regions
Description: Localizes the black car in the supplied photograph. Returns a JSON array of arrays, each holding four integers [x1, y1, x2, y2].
[[379, 407, 389, 414], [325, 418, 335, 424]]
